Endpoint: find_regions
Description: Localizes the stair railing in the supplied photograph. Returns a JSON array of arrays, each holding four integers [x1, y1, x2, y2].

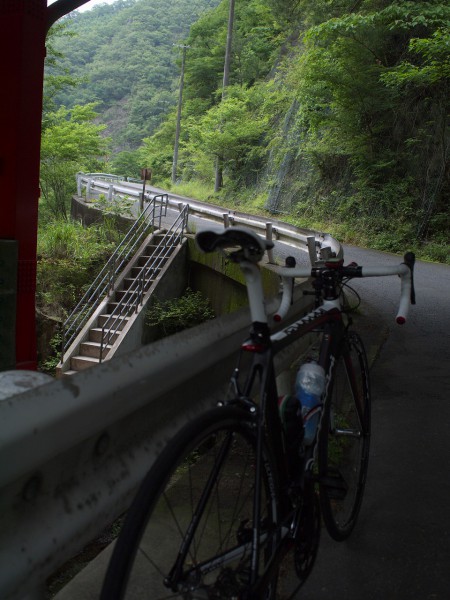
[[136, 205, 188, 309], [60, 197, 164, 363], [153, 193, 168, 226], [98, 205, 189, 362]]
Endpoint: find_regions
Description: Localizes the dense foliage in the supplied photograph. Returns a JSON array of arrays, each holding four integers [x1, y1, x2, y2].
[[38, 22, 121, 370], [269, 0, 449, 256], [145, 288, 215, 340], [41, 24, 111, 222], [37, 219, 121, 319], [50, 0, 449, 260], [40, 103, 109, 220], [51, 0, 220, 151], [36, 219, 123, 372]]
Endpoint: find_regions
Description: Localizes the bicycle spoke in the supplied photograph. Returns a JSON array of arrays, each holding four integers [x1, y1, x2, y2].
[[100, 410, 279, 599], [319, 333, 371, 541]]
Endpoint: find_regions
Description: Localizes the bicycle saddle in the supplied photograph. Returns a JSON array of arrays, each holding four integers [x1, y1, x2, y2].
[[196, 226, 273, 262]]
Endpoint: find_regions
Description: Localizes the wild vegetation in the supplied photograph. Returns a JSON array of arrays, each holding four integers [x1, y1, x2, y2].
[[145, 288, 215, 341], [38, 2, 222, 370], [45, 0, 449, 265], [38, 23, 117, 371], [43, 0, 450, 278], [139, 0, 448, 261], [36, 219, 122, 373], [51, 0, 221, 151]]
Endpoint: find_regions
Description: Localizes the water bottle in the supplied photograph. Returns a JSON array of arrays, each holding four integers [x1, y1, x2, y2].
[[295, 362, 325, 445]]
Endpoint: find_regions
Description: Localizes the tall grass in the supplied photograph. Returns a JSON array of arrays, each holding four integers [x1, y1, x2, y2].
[[37, 218, 125, 373], [37, 219, 122, 319], [168, 180, 214, 203], [37, 218, 120, 260]]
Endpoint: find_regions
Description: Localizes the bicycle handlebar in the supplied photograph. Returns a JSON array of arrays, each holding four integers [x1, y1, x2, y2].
[[361, 263, 412, 324], [272, 254, 415, 325], [195, 226, 416, 326]]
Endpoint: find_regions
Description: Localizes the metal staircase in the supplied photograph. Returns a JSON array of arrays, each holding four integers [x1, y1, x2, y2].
[[57, 199, 189, 376]]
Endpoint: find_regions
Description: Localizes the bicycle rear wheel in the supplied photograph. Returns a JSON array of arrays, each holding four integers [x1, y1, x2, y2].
[[100, 406, 280, 599], [318, 331, 371, 541]]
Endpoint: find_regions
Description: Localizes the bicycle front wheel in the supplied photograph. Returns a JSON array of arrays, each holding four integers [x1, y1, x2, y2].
[[318, 331, 371, 541], [100, 406, 280, 599]]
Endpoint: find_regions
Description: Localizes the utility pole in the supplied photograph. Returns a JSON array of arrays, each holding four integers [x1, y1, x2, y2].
[[214, 0, 235, 193], [222, 0, 235, 91], [172, 44, 189, 184]]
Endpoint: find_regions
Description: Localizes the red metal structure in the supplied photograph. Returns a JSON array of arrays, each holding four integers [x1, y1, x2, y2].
[[0, 0, 88, 370]]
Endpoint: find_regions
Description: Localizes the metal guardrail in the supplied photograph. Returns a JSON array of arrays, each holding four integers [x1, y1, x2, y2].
[[77, 172, 153, 206], [0, 282, 314, 600], [0, 175, 343, 600], [76, 173, 341, 265]]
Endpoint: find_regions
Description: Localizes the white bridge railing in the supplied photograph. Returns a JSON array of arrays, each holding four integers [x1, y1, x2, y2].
[[76, 172, 342, 264], [0, 175, 342, 600]]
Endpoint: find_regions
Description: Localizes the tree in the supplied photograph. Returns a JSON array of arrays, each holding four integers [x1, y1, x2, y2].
[[110, 149, 142, 178], [40, 104, 110, 220], [380, 24, 449, 238], [43, 22, 80, 126], [185, 85, 268, 186], [51, 0, 220, 150], [278, 0, 449, 241]]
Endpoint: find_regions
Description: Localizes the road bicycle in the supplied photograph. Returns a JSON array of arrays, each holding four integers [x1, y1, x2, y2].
[[100, 226, 415, 599]]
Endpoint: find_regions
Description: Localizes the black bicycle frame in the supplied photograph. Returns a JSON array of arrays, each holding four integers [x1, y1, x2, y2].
[[233, 304, 350, 593], [165, 305, 354, 594]]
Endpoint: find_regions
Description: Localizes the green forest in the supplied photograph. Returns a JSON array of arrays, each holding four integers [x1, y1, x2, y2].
[[42, 0, 449, 264]]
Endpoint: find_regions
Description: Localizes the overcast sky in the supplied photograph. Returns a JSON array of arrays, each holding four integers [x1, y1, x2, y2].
[[48, 0, 118, 13]]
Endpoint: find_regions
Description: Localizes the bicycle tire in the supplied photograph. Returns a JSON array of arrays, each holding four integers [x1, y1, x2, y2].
[[318, 331, 371, 541], [100, 406, 280, 600]]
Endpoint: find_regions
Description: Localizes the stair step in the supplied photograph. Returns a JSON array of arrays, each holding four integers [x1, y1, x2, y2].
[[147, 238, 164, 248], [89, 328, 120, 344], [131, 266, 162, 279], [97, 314, 130, 329], [138, 255, 170, 266], [145, 243, 173, 254], [123, 278, 138, 290], [80, 341, 112, 359], [62, 370, 78, 377], [114, 289, 140, 302], [106, 302, 138, 315], [137, 255, 151, 266], [122, 281, 157, 295], [62, 231, 179, 373], [70, 355, 100, 371]]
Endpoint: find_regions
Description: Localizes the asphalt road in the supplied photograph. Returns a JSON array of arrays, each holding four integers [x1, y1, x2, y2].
[[299, 246, 450, 600]]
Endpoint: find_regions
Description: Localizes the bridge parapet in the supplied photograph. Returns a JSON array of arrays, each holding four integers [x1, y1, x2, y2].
[[0, 176, 343, 599], [0, 274, 313, 600]]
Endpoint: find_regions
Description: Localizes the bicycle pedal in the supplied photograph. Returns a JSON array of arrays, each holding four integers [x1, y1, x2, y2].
[[320, 470, 348, 500]]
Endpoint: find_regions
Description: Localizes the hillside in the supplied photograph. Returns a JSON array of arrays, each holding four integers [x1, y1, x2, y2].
[[51, 0, 220, 150], [48, 0, 449, 261]]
